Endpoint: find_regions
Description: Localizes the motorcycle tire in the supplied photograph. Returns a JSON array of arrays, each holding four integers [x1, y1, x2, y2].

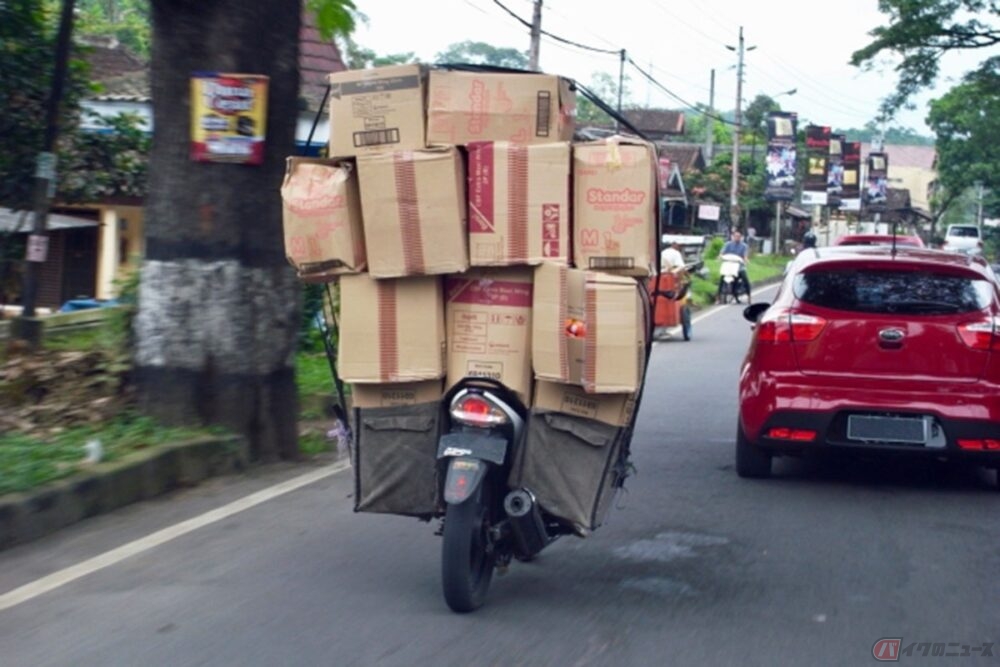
[[441, 486, 495, 613]]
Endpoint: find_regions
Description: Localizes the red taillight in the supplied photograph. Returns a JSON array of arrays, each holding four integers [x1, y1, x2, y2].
[[756, 309, 827, 343], [766, 427, 817, 442], [957, 439, 1000, 451], [957, 318, 999, 350], [450, 392, 510, 427]]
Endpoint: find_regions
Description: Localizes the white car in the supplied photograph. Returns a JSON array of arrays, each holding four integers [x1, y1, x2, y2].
[[942, 224, 983, 256]]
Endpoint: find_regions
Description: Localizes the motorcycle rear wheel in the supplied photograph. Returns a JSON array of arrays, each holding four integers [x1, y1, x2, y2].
[[441, 488, 495, 612]]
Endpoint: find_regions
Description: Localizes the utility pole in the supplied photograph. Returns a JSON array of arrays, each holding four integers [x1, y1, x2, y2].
[[975, 181, 985, 234], [528, 0, 542, 71], [727, 27, 753, 231], [17, 0, 76, 345], [705, 69, 715, 162]]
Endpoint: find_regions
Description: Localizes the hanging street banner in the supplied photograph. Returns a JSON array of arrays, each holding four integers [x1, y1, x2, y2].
[[190, 72, 270, 165], [842, 140, 862, 202], [826, 133, 845, 207], [764, 111, 798, 201], [804, 125, 831, 194], [864, 151, 889, 212]]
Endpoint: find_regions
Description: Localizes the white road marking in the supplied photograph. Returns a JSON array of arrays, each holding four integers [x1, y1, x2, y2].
[[0, 460, 351, 613]]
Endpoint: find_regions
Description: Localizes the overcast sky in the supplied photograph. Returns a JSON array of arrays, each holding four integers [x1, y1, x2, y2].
[[352, 0, 994, 137]]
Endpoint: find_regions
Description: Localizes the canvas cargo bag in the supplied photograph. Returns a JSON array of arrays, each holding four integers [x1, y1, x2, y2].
[[509, 410, 629, 533], [352, 402, 443, 517]]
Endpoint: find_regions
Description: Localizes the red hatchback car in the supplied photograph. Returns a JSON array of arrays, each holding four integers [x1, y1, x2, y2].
[[834, 233, 925, 248], [737, 245, 1000, 483]]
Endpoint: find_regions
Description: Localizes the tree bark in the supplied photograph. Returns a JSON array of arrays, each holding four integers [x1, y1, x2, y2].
[[137, 0, 301, 461]]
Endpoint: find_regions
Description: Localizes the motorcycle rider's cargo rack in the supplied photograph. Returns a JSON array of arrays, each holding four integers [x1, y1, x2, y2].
[[509, 410, 629, 534], [352, 402, 444, 518]]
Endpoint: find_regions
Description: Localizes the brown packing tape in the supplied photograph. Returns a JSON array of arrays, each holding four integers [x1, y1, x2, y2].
[[392, 153, 425, 275], [584, 285, 598, 392], [376, 281, 398, 381], [507, 144, 529, 263]]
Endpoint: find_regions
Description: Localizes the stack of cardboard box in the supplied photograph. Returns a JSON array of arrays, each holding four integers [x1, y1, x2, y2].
[[281, 63, 658, 426]]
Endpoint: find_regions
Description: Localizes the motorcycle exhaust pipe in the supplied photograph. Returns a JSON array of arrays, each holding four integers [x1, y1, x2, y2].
[[503, 489, 549, 558]]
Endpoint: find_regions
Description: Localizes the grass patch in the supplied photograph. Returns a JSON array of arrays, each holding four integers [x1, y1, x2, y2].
[[0, 412, 225, 496]]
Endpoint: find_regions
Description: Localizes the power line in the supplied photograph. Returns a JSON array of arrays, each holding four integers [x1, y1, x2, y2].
[[627, 57, 740, 127], [491, 0, 620, 54]]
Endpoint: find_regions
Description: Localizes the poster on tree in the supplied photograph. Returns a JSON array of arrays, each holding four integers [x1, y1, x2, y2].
[[190, 73, 269, 165]]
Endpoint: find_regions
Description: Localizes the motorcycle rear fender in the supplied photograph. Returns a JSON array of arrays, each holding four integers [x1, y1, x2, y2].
[[437, 432, 509, 505], [443, 457, 487, 505]]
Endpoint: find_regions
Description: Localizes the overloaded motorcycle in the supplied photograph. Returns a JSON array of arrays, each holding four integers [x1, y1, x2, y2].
[[717, 253, 751, 304]]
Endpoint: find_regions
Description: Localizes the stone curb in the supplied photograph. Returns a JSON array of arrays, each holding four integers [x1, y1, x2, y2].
[[0, 435, 248, 552]]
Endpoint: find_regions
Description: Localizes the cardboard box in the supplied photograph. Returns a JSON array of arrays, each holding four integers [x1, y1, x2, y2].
[[445, 267, 534, 404], [351, 380, 444, 408], [532, 263, 648, 393], [532, 380, 637, 426], [357, 146, 469, 278], [338, 274, 445, 383], [467, 141, 570, 266], [280, 157, 366, 281], [573, 137, 659, 277], [427, 70, 575, 146], [328, 64, 426, 158]]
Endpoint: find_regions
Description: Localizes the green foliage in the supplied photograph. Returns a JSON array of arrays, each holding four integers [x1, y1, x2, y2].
[[0, 412, 225, 495], [434, 41, 529, 69], [340, 37, 416, 69], [927, 59, 1000, 198], [703, 236, 724, 260], [71, 0, 151, 59], [306, 0, 357, 39], [299, 283, 325, 351], [577, 71, 634, 125], [58, 111, 150, 202], [850, 0, 1000, 119]]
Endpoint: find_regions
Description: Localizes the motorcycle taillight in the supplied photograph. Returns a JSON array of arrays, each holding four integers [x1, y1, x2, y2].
[[450, 391, 511, 428]]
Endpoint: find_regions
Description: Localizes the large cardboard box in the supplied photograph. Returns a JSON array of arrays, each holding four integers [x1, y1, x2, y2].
[[532, 380, 637, 426], [357, 146, 469, 278], [351, 380, 444, 408], [573, 137, 659, 277], [532, 263, 648, 393], [338, 274, 446, 383], [328, 64, 426, 158], [467, 141, 571, 267], [445, 268, 534, 403], [280, 157, 366, 281], [427, 70, 575, 146]]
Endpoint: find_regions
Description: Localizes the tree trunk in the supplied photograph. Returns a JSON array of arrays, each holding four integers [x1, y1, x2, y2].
[[136, 0, 301, 461]]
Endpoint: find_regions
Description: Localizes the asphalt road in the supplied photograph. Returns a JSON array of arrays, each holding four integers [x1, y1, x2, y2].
[[2, 284, 999, 667]]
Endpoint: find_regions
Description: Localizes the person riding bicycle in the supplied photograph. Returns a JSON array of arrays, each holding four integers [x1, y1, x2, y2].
[[720, 230, 751, 296]]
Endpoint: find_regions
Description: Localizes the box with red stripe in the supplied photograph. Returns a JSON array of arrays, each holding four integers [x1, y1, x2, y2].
[[357, 146, 469, 279], [467, 141, 571, 267], [337, 273, 446, 384]]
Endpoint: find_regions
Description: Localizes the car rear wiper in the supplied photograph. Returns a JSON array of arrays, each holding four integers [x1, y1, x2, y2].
[[885, 300, 962, 314]]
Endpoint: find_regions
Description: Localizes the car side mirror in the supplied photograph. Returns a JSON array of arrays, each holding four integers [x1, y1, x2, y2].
[[743, 302, 770, 323]]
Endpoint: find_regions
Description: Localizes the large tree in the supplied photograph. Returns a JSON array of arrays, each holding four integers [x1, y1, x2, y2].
[[135, 1, 353, 461], [850, 0, 1000, 118]]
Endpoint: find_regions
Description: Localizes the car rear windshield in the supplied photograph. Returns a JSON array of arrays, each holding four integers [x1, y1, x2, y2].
[[793, 269, 993, 314], [948, 226, 979, 237]]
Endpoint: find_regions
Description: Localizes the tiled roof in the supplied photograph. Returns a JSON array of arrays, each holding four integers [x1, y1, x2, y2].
[[861, 143, 937, 170], [622, 108, 685, 135], [656, 143, 705, 172], [299, 9, 347, 113]]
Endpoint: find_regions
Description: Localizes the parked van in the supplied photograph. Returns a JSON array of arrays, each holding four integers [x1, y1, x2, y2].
[[942, 224, 983, 256]]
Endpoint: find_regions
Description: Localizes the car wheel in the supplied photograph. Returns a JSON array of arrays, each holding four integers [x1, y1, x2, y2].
[[736, 425, 772, 478]]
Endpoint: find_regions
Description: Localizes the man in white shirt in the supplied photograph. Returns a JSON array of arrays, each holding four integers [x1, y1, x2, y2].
[[661, 240, 685, 272]]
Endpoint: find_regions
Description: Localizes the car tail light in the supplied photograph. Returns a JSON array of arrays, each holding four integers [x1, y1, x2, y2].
[[450, 391, 511, 428], [957, 439, 1000, 451], [756, 309, 827, 342], [766, 427, 817, 442], [957, 317, 1000, 350]]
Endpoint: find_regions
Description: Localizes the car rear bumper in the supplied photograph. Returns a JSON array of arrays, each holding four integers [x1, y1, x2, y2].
[[740, 375, 1000, 463]]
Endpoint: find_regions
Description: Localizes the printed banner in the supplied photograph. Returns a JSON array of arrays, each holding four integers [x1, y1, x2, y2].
[[842, 140, 861, 200], [190, 72, 269, 165], [764, 111, 798, 201], [826, 133, 845, 207], [804, 125, 830, 193], [864, 152, 889, 212]]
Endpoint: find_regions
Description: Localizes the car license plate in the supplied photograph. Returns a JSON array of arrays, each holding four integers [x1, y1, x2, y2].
[[847, 415, 928, 444]]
